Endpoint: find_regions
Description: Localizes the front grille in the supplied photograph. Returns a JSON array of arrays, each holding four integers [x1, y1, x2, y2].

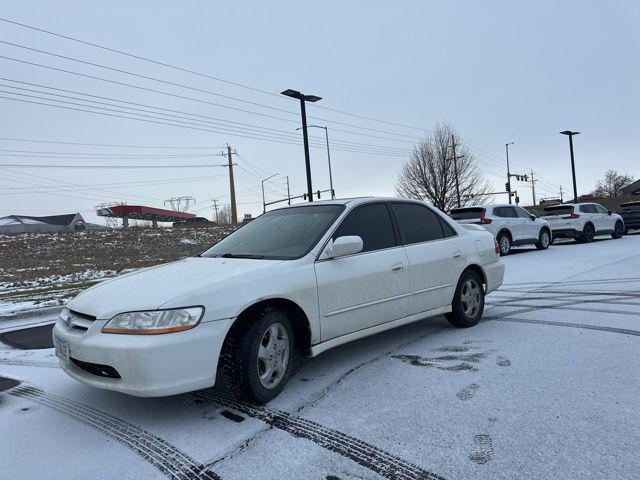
[[70, 358, 121, 379], [67, 310, 97, 332]]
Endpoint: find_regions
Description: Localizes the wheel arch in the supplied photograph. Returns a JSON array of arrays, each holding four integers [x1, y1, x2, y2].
[[460, 264, 487, 289], [223, 298, 313, 358], [496, 228, 512, 241]]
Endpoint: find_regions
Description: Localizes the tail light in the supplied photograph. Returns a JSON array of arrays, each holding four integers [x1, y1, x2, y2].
[[494, 239, 500, 255], [563, 213, 580, 219], [475, 211, 492, 224]]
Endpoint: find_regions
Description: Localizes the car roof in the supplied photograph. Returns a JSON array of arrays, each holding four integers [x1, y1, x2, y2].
[[277, 196, 429, 208]]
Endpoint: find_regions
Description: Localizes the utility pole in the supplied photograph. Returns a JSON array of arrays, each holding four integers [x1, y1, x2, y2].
[[261, 173, 278, 213], [505, 142, 514, 204], [226, 144, 237, 224], [286, 176, 291, 205], [530, 169, 537, 206], [559, 185, 564, 203], [211, 198, 219, 223], [451, 135, 461, 208], [559, 131, 580, 203]]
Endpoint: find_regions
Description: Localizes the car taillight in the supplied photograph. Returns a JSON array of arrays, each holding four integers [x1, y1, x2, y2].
[[494, 239, 500, 255], [563, 213, 580, 219]]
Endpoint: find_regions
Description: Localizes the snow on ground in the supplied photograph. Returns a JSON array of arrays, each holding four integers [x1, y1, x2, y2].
[[1, 232, 640, 479]]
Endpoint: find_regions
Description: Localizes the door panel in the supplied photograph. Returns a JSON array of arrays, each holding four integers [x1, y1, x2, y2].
[[403, 238, 463, 314], [315, 248, 410, 341]]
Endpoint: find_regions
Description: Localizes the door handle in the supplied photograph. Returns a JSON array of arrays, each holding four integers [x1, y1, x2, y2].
[[452, 251, 462, 258], [391, 264, 404, 272]]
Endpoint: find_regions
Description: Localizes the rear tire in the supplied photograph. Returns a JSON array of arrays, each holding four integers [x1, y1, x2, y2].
[[579, 223, 595, 243], [497, 232, 512, 256], [535, 228, 551, 250], [612, 221, 624, 239], [445, 270, 485, 328], [221, 308, 294, 404]]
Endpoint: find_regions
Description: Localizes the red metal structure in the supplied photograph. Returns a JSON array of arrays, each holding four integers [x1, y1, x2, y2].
[[97, 205, 195, 227]]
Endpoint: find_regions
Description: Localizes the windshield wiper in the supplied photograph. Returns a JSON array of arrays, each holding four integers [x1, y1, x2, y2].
[[219, 253, 266, 259]]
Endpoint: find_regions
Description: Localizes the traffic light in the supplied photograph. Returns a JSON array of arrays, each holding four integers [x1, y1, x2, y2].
[[505, 182, 510, 191], [524, 175, 529, 182]]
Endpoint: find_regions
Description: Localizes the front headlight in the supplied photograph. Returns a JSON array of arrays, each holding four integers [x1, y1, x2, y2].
[[102, 307, 204, 335]]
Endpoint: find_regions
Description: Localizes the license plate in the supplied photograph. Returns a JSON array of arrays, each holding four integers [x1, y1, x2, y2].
[[54, 334, 69, 361]]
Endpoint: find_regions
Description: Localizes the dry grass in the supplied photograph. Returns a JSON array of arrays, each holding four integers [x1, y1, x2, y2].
[[0, 225, 237, 312]]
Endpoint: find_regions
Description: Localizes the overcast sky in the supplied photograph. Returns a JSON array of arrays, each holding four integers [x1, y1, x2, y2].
[[1, 0, 638, 223]]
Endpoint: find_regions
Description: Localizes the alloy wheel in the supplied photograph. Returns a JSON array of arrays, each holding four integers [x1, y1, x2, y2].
[[256, 322, 290, 389], [461, 279, 482, 318]]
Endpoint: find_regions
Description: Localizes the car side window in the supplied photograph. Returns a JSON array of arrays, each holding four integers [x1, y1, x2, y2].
[[580, 205, 596, 213], [495, 206, 517, 218], [515, 207, 532, 218], [439, 217, 458, 238], [594, 204, 608, 214], [390, 203, 446, 244], [332, 203, 396, 253]]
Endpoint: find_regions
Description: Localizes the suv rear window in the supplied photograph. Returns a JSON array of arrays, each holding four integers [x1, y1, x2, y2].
[[449, 208, 485, 220], [619, 202, 640, 212], [542, 205, 574, 216]]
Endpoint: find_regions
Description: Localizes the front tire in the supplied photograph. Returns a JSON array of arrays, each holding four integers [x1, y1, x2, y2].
[[535, 228, 551, 250], [445, 270, 485, 328], [497, 232, 512, 256], [612, 221, 624, 239], [221, 308, 294, 404]]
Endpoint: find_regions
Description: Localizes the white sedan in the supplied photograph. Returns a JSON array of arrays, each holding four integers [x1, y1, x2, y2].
[[53, 197, 504, 403]]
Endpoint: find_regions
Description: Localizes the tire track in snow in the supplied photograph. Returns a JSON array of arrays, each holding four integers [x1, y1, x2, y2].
[[191, 390, 445, 480], [0, 357, 59, 368], [10, 385, 221, 480], [487, 316, 640, 337]]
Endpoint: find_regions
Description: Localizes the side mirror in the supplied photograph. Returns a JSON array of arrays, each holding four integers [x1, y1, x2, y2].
[[324, 236, 363, 259], [529, 215, 536, 221], [607, 210, 612, 215]]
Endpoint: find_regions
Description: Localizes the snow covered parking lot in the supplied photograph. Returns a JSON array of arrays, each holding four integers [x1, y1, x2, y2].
[[2, 233, 640, 480]]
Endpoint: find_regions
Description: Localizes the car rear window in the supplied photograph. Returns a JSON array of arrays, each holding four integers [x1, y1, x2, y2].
[[618, 203, 640, 212], [449, 208, 485, 220], [541, 205, 574, 216]]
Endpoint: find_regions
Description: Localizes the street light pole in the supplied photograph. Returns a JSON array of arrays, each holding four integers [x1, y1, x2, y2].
[[505, 142, 514, 204], [281, 89, 322, 202], [560, 130, 580, 203], [261, 173, 278, 213], [298, 125, 335, 199]]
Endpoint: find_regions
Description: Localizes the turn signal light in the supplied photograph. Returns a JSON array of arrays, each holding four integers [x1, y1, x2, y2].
[[475, 212, 492, 224]]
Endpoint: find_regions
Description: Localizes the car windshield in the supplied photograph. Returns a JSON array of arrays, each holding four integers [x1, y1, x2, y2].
[[201, 204, 344, 260], [541, 205, 574, 216], [449, 207, 485, 219]]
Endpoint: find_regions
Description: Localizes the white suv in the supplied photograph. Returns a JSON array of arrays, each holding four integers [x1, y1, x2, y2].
[[449, 204, 552, 255], [540, 202, 625, 242]]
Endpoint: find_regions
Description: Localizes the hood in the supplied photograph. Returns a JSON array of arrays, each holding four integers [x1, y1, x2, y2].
[[68, 257, 282, 319]]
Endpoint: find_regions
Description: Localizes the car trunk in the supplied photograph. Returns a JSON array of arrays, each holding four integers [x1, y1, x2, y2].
[[449, 207, 486, 225]]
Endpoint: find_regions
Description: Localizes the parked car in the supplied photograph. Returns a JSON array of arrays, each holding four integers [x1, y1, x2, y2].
[[540, 202, 625, 242], [53, 197, 504, 403], [448, 204, 552, 256], [617, 201, 640, 234]]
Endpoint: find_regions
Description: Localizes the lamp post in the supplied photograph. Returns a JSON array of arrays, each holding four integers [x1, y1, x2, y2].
[[281, 89, 322, 202], [297, 125, 334, 199], [559, 130, 580, 203], [505, 142, 514, 204], [261, 173, 278, 213]]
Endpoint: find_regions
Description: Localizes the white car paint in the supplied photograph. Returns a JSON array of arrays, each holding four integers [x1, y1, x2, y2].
[[449, 204, 552, 253], [541, 202, 624, 240], [53, 197, 504, 397]]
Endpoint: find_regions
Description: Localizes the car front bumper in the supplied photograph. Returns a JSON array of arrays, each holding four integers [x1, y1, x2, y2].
[[52, 315, 234, 397]]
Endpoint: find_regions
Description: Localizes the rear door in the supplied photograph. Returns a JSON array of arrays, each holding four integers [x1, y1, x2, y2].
[[493, 206, 522, 240], [390, 202, 464, 315], [579, 204, 600, 230], [315, 202, 410, 341]]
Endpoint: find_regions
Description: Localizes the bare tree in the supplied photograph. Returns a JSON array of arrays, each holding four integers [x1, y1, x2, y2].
[[396, 123, 492, 211], [592, 170, 635, 198], [217, 205, 232, 225]]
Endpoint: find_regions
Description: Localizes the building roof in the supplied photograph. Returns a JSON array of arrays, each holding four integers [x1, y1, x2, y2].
[[622, 179, 640, 195], [0, 213, 80, 226]]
